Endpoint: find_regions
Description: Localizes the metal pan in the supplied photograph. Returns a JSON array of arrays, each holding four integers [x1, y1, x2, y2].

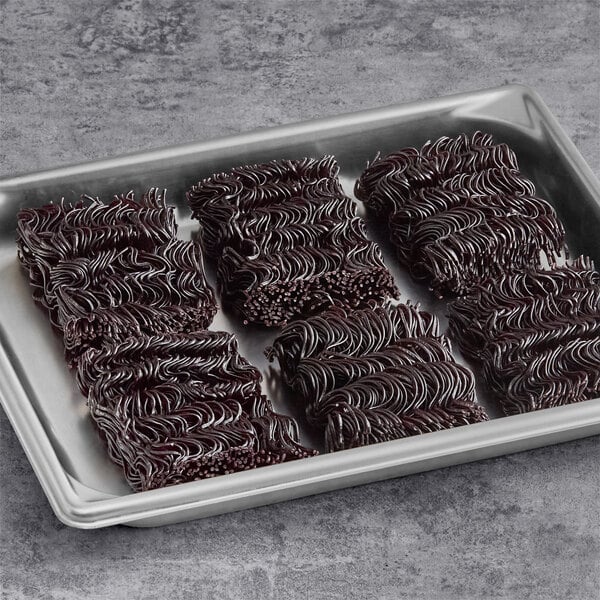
[[1, 84, 599, 529]]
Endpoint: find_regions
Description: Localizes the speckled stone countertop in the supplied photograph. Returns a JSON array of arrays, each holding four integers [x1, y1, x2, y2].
[[1, 1, 599, 599]]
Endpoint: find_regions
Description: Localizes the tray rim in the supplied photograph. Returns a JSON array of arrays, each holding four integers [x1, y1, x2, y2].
[[1, 83, 600, 529]]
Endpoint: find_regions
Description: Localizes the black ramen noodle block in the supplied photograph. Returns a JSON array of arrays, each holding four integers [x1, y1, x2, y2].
[[78, 331, 316, 490], [267, 303, 488, 451], [187, 156, 399, 326], [448, 256, 600, 415], [355, 132, 568, 297]]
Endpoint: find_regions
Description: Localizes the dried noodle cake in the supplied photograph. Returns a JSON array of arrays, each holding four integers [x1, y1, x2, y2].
[[266, 303, 488, 452], [355, 132, 567, 296], [187, 156, 399, 326], [77, 331, 316, 491], [448, 256, 600, 415], [16, 190, 218, 365]]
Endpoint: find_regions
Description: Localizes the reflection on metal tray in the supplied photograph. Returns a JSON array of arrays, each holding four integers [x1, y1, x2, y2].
[[1, 84, 599, 528]]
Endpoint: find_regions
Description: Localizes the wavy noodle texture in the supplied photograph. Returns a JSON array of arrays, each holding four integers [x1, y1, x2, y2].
[[218, 221, 397, 326], [501, 339, 600, 414], [355, 132, 495, 203], [191, 177, 346, 257], [17, 189, 174, 265], [77, 330, 242, 395], [187, 156, 398, 326], [16, 190, 178, 325], [188, 158, 341, 256], [367, 153, 522, 217], [390, 192, 561, 259], [355, 131, 567, 297], [356, 141, 514, 215], [325, 400, 488, 452], [53, 240, 216, 328], [80, 332, 316, 491], [412, 212, 566, 296], [189, 156, 339, 208], [449, 257, 600, 415], [235, 194, 357, 239], [266, 303, 444, 379], [291, 338, 454, 401], [93, 404, 260, 491], [307, 362, 475, 423], [267, 304, 487, 451], [63, 303, 218, 367]]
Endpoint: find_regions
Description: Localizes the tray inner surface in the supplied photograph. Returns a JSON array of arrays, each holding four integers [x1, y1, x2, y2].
[[1, 88, 598, 500]]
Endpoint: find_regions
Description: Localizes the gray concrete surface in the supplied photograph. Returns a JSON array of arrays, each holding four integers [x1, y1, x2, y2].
[[1, 1, 599, 598]]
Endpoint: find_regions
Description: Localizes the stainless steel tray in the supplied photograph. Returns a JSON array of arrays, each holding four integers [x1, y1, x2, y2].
[[1, 84, 599, 529]]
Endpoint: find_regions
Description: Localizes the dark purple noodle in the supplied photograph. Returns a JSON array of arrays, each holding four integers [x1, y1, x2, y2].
[[449, 257, 600, 415], [187, 156, 399, 326], [267, 304, 487, 451], [80, 331, 316, 491], [356, 132, 567, 297]]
